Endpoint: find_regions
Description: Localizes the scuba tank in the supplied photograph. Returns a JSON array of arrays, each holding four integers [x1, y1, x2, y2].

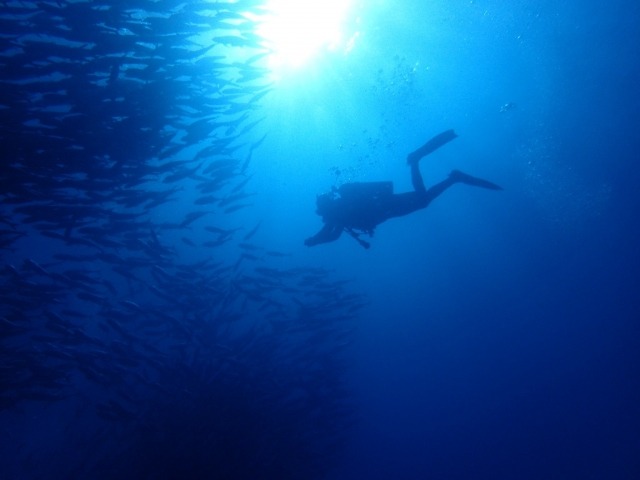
[[336, 181, 393, 200], [317, 182, 394, 248]]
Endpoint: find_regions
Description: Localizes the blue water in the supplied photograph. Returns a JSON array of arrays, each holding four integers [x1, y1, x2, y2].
[[2, 1, 639, 479]]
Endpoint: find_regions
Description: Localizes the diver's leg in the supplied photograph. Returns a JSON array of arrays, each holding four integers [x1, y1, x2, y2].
[[411, 170, 502, 210], [422, 176, 456, 204], [407, 129, 458, 165], [422, 171, 502, 204], [410, 161, 427, 194], [386, 177, 456, 218], [389, 170, 502, 220], [449, 169, 503, 190], [407, 129, 458, 194]]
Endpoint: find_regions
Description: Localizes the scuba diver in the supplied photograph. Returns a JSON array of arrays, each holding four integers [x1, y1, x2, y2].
[[304, 129, 502, 249]]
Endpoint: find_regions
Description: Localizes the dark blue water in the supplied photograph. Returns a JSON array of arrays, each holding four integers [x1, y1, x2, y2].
[[2, 1, 639, 479]]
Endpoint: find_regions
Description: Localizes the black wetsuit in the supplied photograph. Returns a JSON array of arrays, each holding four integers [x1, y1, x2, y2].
[[304, 130, 501, 248]]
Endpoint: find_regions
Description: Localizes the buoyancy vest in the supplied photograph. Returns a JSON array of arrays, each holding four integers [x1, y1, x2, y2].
[[333, 181, 394, 234], [337, 181, 393, 201]]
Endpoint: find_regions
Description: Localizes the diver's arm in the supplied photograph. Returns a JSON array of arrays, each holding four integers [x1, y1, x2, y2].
[[304, 223, 343, 246]]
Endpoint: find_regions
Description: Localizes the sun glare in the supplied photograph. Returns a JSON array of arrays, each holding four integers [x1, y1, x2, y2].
[[253, 0, 358, 70]]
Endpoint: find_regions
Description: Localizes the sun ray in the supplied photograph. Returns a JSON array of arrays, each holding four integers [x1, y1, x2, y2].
[[250, 0, 359, 72]]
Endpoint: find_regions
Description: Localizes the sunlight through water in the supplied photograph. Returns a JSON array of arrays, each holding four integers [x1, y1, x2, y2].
[[250, 0, 359, 72]]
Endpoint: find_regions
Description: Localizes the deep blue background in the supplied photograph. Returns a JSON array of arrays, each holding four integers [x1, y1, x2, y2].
[[249, 1, 640, 478], [2, 0, 639, 478]]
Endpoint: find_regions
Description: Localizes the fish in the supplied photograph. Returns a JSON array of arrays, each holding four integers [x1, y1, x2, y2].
[[180, 211, 211, 228], [242, 221, 261, 240]]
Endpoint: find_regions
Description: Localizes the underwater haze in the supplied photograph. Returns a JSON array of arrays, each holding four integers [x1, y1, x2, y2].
[[2, 0, 639, 479]]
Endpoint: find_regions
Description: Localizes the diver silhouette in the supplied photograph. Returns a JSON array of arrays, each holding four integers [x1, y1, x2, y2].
[[304, 129, 502, 249]]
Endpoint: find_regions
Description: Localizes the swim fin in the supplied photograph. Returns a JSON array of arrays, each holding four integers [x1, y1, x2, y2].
[[449, 169, 503, 190], [407, 129, 458, 165]]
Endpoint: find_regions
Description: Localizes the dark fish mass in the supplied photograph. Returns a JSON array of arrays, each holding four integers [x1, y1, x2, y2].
[[0, 2, 364, 479]]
